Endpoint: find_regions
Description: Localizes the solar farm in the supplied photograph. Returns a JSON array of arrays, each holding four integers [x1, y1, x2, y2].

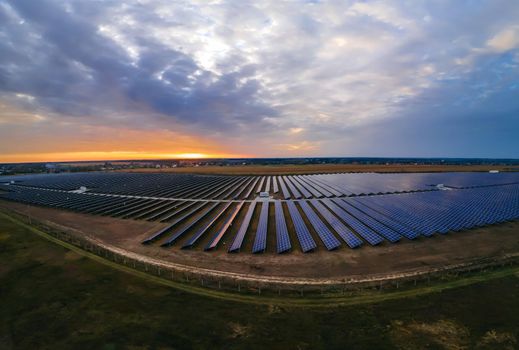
[[1, 171, 519, 256]]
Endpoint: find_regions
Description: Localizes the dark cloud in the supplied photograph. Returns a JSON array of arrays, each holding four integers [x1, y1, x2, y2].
[[1, 0, 518, 157], [0, 0, 276, 133]]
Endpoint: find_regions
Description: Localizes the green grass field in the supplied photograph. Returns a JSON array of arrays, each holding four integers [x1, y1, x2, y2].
[[1, 216, 518, 349]]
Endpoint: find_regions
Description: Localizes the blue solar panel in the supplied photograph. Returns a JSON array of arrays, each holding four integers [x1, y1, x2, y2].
[[350, 198, 419, 239], [322, 199, 384, 245], [242, 177, 260, 199], [142, 201, 186, 221], [205, 202, 244, 250], [360, 194, 436, 236], [296, 176, 330, 197], [183, 202, 232, 248], [284, 176, 302, 199], [334, 199, 401, 243], [278, 176, 291, 199], [286, 201, 317, 252], [290, 177, 313, 198], [256, 176, 266, 193], [299, 201, 341, 250], [161, 202, 219, 246], [310, 199, 362, 248], [272, 176, 279, 193], [264, 176, 271, 193], [274, 201, 291, 253], [3, 172, 519, 254], [229, 201, 257, 252], [232, 177, 255, 199], [309, 177, 349, 196], [143, 202, 206, 243], [252, 201, 269, 253]]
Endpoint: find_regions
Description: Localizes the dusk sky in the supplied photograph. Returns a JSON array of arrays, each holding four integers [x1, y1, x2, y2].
[[1, 0, 519, 162]]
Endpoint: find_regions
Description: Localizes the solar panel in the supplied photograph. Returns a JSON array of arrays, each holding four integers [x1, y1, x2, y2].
[[232, 177, 255, 199], [102, 198, 152, 217], [334, 199, 401, 243], [183, 202, 232, 248], [143, 200, 187, 221], [256, 176, 266, 193], [272, 176, 279, 193], [322, 199, 384, 245], [229, 201, 257, 252], [3, 172, 519, 254], [274, 201, 291, 253], [243, 177, 260, 199], [252, 201, 269, 253], [278, 176, 291, 199], [286, 201, 316, 252], [161, 202, 219, 246], [310, 199, 362, 248], [294, 176, 327, 197], [290, 177, 312, 198], [124, 200, 176, 219], [350, 198, 419, 239], [215, 176, 249, 199], [142, 201, 206, 242], [205, 202, 244, 250], [264, 176, 271, 193], [298, 201, 341, 250], [284, 176, 302, 199], [308, 177, 346, 196]]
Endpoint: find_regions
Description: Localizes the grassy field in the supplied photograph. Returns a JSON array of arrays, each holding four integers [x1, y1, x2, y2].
[[1, 217, 519, 349], [118, 163, 514, 175]]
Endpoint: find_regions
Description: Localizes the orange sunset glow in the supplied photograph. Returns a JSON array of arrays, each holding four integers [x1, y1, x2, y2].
[[1, 0, 518, 164], [0, 151, 245, 164], [0, 103, 249, 162]]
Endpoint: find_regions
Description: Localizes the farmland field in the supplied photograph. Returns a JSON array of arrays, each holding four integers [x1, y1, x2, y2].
[[118, 163, 516, 175], [1, 214, 519, 349]]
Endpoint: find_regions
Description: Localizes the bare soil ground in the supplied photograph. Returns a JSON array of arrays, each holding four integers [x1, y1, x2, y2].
[[2, 200, 518, 281], [117, 164, 516, 175]]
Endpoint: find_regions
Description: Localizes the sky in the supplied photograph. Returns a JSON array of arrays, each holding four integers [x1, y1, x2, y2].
[[1, 0, 519, 162]]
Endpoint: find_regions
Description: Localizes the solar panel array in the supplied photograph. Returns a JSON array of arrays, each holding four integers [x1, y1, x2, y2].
[[3, 171, 519, 199], [1, 171, 519, 254]]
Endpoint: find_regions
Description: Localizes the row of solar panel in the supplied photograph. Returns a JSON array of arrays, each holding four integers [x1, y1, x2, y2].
[[2, 183, 518, 253], [6, 171, 516, 199], [3, 172, 397, 200], [2, 173, 346, 200]]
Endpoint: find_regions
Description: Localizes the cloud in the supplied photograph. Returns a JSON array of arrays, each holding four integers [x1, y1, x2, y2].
[[486, 26, 519, 53], [288, 127, 304, 135], [0, 0, 276, 134], [1, 0, 519, 159]]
